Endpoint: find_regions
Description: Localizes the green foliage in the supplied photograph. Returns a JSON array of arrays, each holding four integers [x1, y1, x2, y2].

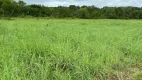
[[103, 7, 117, 19], [0, 0, 142, 19], [0, 8, 4, 16], [77, 8, 90, 19], [92, 10, 101, 19], [18, 0, 26, 7], [132, 10, 142, 19]]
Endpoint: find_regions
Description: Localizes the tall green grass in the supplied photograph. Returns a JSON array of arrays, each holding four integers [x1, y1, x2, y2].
[[0, 19, 142, 80]]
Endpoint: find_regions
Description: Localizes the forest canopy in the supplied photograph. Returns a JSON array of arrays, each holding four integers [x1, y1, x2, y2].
[[0, 0, 142, 19]]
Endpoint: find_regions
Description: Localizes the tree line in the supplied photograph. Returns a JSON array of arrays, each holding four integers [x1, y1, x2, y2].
[[0, 0, 142, 19]]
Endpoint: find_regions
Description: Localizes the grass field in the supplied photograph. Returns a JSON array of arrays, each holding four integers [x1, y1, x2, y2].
[[0, 19, 142, 80]]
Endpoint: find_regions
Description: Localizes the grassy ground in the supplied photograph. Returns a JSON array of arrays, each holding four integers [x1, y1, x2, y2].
[[0, 19, 142, 80]]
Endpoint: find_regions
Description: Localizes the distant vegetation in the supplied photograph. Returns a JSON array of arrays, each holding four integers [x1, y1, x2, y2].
[[0, 0, 142, 19]]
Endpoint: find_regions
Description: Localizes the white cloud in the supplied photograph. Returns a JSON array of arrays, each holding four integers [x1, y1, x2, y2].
[[22, 0, 142, 7]]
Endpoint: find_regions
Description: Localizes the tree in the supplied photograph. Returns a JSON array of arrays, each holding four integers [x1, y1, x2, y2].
[[0, 0, 142, 19], [18, 0, 26, 7], [57, 6, 71, 18], [40, 6, 51, 17], [132, 10, 142, 19], [87, 6, 99, 18], [139, 10, 142, 19], [0, 8, 4, 17], [103, 7, 117, 19], [77, 8, 90, 19], [69, 5, 79, 18], [1, 0, 18, 17], [123, 6, 133, 19], [92, 10, 101, 19], [115, 7, 124, 19]]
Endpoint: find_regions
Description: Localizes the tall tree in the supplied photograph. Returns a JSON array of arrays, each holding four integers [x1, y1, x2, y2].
[[103, 7, 117, 19], [77, 8, 90, 19]]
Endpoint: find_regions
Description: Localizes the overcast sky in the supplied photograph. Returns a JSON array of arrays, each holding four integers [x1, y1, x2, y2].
[[21, 0, 142, 7]]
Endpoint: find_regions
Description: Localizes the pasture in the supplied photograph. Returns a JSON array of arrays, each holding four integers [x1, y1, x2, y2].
[[0, 19, 142, 80]]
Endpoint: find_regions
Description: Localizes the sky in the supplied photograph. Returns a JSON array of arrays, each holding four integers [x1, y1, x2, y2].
[[20, 0, 142, 7]]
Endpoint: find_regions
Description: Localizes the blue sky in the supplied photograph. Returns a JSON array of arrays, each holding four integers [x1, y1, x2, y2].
[[20, 0, 142, 7]]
